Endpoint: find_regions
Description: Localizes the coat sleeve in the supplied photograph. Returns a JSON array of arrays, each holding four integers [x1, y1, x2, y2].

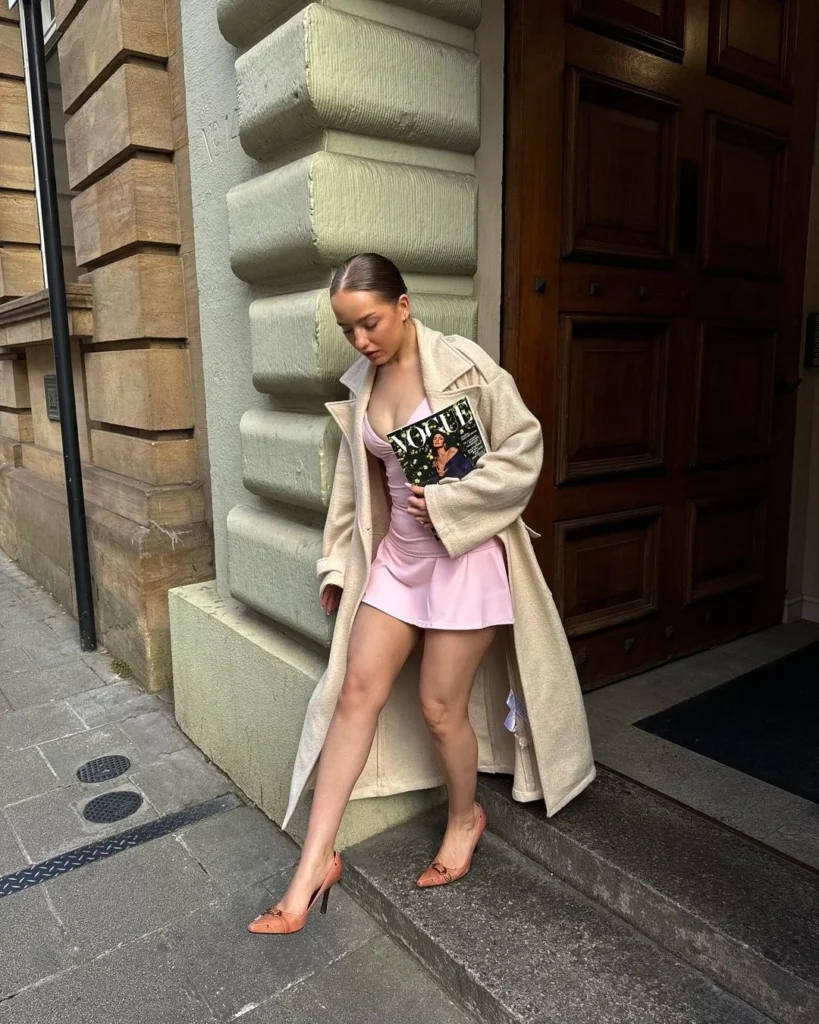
[[316, 435, 356, 596], [424, 369, 543, 559]]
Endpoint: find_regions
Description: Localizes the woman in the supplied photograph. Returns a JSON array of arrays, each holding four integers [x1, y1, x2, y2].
[[430, 430, 473, 480], [248, 254, 594, 936]]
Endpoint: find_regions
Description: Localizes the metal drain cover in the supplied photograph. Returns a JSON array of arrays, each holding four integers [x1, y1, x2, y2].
[[82, 791, 143, 824], [77, 754, 131, 784]]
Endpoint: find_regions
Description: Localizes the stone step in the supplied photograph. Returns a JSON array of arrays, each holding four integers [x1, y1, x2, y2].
[[477, 770, 819, 1024], [343, 809, 773, 1024]]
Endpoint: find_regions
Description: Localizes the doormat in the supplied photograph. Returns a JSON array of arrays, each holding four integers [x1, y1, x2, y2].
[[636, 642, 819, 804]]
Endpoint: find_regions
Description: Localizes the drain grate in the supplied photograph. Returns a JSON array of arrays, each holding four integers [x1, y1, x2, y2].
[[77, 754, 131, 784], [82, 790, 143, 823], [0, 793, 241, 898]]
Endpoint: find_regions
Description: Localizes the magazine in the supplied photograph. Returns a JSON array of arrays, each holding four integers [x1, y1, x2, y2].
[[386, 397, 488, 540]]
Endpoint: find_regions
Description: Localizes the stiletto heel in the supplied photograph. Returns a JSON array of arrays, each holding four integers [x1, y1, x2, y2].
[[416, 804, 486, 888], [248, 851, 343, 935]]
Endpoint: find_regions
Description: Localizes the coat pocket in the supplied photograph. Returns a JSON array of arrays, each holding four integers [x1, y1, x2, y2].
[[522, 520, 542, 540]]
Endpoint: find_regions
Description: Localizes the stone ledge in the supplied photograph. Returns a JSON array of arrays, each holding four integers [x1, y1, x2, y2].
[[237, 5, 480, 160], [0, 285, 93, 349], [477, 770, 819, 1024], [226, 502, 330, 647], [228, 151, 477, 283]]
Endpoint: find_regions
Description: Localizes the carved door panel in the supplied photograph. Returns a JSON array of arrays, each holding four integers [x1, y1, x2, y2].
[[505, 0, 818, 687]]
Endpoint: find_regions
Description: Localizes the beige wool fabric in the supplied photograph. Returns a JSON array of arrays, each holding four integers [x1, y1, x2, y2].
[[281, 321, 595, 830]]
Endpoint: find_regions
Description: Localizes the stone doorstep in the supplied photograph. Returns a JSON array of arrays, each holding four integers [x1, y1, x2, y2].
[[476, 770, 819, 1024], [342, 810, 771, 1024]]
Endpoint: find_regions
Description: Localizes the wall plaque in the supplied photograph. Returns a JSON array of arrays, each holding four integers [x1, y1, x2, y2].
[[44, 374, 60, 422]]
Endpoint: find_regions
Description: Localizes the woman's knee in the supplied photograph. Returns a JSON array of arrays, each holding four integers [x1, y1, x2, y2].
[[419, 689, 464, 739], [337, 665, 390, 717]]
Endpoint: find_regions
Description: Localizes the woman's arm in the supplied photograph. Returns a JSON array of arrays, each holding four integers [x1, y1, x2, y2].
[[316, 435, 356, 598], [424, 369, 543, 558]]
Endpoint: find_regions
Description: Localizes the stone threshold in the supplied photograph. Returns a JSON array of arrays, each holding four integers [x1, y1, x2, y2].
[[583, 620, 819, 872]]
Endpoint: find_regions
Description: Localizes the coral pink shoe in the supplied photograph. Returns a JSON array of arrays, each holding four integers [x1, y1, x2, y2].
[[247, 852, 343, 935], [416, 804, 487, 888]]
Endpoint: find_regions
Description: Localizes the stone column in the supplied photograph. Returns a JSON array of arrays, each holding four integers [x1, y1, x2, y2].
[[171, 0, 484, 844]]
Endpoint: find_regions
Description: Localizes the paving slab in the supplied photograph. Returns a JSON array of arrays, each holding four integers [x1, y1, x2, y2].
[[0, 815, 28, 875], [0, 660, 105, 710], [118, 708, 190, 759], [248, 934, 476, 1024], [0, 928, 216, 1024], [65, 679, 164, 728], [128, 746, 239, 815], [0, 885, 78, 1000], [0, 647, 36, 676], [0, 700, 86, 751], [176, 804, 299, 896], [0, 746, 60, 807], [43, 833, 221, 960], [345, 812, 772, 1024], [160, 880, 330, 1021], [4, 780, 159, 863], [36, 724, 143, 787]]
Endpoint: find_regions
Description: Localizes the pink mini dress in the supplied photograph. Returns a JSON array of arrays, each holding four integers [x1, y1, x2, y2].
[[361, 397, 514, 630]]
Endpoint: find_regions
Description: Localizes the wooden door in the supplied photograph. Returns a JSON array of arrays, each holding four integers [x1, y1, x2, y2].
[[504, 0, 819, 688]]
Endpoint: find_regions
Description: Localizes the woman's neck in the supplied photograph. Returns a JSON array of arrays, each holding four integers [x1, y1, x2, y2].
[[387, 319, 419, 370]]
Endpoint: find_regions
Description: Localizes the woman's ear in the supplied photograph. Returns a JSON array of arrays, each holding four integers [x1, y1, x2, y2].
[[397, 294, 411, 322]]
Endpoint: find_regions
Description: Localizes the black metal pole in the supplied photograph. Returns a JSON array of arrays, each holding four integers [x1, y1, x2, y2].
[[20, 0, 96, 651]]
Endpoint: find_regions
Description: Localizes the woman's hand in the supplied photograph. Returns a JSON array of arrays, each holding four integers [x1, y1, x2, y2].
[[406, 484, 433, 529], [321, 584, 343, 615]]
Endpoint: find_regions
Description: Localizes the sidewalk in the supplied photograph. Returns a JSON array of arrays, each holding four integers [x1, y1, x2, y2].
[[0, 553, 474, 1024]]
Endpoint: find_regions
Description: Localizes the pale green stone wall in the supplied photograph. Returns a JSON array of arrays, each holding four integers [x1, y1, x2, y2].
[[173, 0, 487, 840]]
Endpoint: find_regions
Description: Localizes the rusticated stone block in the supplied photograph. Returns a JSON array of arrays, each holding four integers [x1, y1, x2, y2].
[[0, 247, 43, 300], [84, 346, 193, 431], [58, 0, 168, 113], [0, 409, 33, 442], [90, 429, 197, 485], [90, 252, 186, 342], [227, 152, 477, 283], [0, 78, 28, 134], [65, 64, 173, 189], [0, 20, 23, 78], [0, 135, 33, 191], [240, 409, 340, 512], [71, 157, 179, 267], [0, 355, 29, 408], [226, 503, 330, 647], [237, 5, 480, 159]]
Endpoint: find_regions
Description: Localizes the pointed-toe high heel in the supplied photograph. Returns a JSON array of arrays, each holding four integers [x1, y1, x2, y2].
[[416, 804, 487, 888], [247, 851, 343, 935]]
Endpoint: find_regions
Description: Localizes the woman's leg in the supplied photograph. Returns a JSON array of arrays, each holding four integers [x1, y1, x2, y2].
[[275, 604, 420, 914], [418, 626, 497, 868]]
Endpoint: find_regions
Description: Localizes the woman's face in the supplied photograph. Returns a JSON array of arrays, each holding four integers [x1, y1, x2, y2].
[[331, 290, 410, 365], [431, 433, 445, 449]]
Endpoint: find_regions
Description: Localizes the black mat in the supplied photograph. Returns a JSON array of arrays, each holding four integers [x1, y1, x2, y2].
[[636, 642, 819, 804]]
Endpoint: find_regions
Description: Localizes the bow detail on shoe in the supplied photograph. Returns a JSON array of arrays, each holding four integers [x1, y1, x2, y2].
[[430, 862, 453, 882]]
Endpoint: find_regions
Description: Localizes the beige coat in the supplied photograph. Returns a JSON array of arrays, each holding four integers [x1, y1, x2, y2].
[[281, 321, 595, 830]]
